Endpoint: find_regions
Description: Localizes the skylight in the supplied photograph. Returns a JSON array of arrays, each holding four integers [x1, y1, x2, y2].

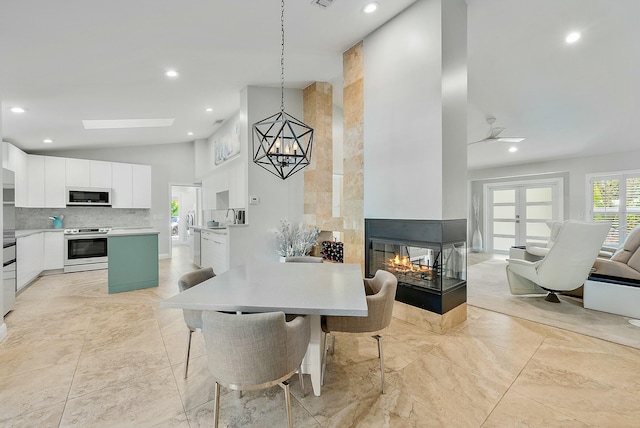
[[82, 119, 175, 129]]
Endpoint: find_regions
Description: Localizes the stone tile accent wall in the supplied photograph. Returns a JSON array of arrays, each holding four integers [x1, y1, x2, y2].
[[303, 82, 337, 232], [16, 207, 151, 230], [342, 43, 365, 271]]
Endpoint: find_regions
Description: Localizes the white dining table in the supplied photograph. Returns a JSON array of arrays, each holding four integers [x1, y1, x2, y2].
[[160, 261, 368, 396]]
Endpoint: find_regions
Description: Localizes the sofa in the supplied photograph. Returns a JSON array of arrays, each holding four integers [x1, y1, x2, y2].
[[586, 225, 640, 318], [592, 225, 640, 281]]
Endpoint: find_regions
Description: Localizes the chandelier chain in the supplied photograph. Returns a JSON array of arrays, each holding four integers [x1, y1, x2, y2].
[[280, 0, 285, 112]]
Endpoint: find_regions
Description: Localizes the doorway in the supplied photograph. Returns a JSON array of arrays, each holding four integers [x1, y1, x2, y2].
[[484, 178, 563, 253], [170, 185, 201, 259]]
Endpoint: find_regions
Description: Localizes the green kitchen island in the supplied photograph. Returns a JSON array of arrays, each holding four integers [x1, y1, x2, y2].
[[107, 228, 160, 294]]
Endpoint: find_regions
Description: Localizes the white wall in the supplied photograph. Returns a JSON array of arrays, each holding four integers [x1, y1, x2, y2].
[[228, 86, 304, 267], [194, 112, 242, 180], [363, 0, 467, 220], [35, 142, 196, 257], [468, 148, 640, 224], [441, 0, 468, 219]]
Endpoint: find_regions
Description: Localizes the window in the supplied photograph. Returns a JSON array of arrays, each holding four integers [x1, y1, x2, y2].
[[589, 172, 640, 245]]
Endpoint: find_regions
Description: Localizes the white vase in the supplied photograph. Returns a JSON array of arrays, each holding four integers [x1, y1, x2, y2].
[[472, 226, 483, 252]]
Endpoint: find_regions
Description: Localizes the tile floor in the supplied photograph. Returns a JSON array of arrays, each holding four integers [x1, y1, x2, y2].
[[1, 246, 640, 427]]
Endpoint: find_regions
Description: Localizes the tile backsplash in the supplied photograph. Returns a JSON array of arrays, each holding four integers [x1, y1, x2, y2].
[[16, 207, 151, 230]]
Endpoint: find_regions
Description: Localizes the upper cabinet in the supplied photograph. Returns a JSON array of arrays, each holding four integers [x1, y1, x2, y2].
[[66, 158, 112, 188], [132, 164, 152, 208], [27, 155, 45, 207], [45, 157, 67, 207], [4, 142, 30, 207], [2, 142, 152, 209], [112, 162, 151, 209], [65, 158, 91, 187], [90, 160, 113, 188], [26, 155, 66, 208], [111, 162, 133, 208]]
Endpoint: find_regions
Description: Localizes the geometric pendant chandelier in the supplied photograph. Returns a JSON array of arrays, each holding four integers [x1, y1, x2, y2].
[[252, 0, 314, 180]]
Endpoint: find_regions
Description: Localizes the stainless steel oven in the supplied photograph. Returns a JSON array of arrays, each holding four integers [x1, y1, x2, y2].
[[63, 228, 111, 273]]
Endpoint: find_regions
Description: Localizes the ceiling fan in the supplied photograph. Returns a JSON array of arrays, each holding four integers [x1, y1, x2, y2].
[[468, 117, 525, 145]]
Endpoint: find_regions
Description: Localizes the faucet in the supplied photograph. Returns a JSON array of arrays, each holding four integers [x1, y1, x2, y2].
[[226, 208, 236, 225]]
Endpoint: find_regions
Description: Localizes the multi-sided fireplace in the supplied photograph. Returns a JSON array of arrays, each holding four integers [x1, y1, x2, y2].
[[365, 218, 467, 315]]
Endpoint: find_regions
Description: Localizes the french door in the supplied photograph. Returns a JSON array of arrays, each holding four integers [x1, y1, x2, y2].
[[484, 179, 563, 253]]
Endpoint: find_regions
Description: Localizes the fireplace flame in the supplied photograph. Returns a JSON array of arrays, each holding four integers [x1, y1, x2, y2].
[[387, 254, 430, 274]]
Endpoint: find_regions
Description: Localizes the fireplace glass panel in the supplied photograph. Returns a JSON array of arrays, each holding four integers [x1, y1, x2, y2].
[[369, 240, 466, 293]]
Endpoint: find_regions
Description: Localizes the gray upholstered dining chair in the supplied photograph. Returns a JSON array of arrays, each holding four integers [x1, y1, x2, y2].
[[283, 256, 324, 263], [177, 267, 215, 379], [202, 311, 310, 428], [322, 269, 397, 393]]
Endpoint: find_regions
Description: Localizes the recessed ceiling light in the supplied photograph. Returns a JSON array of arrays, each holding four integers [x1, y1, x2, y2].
[[43, 138, 53, 144], [10, 107, 26, 113], [187, 132, 194, 136], [205, 108, 213, 112], [565, 32, 581, 44], [508, 146, 518, 153], [362, 2, 379, 14], [165, 70, 179, 78]]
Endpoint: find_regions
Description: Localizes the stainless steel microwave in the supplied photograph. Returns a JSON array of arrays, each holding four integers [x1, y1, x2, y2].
[[66, 187, 112, 206]]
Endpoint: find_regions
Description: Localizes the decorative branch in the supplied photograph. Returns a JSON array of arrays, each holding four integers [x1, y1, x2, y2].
[[275, 220, 320, 257]]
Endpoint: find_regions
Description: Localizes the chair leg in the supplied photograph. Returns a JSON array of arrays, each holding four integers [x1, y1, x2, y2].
[[330, 334, 335, 355], [183, 330, 193, 379], [283, 381, 293, 428], [545, 291, 561, 303], [373, 334, 385, 394], [298, 364, 305, 397], [213, 381, 220, 428], [321, 332, 328, 386]]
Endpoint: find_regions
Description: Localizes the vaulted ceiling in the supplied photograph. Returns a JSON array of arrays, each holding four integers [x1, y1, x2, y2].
[[1, 0, 638, 170]]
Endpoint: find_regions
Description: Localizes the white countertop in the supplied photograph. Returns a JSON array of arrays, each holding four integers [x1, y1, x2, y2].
[[16, 229, 65, 238], [191, 225, 226, 231], [107, 228, 160, 237]]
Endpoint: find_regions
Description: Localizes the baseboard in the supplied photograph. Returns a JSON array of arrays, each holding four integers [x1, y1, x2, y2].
[[0, 322, 7, 342], [158, 253, 170, 260]]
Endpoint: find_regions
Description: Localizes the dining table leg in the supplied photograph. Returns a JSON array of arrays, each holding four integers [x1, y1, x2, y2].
[[301, 314, 323, 396]]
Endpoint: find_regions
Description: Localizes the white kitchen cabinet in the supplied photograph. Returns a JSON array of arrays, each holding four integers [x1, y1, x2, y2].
[[67, 158, 113, 188], [26, 155, 66, 208], [27, 155, 45, 207], [211, 232, 229, 274], [132, 164, 151, 208], [3, 141, 24, 173], [65, 158, 91, 187], [43, 232, 64, 270], [200, 230, 214, 270], [200, 230, 228, 274], [45, 156, 66, 208], [12, 144, 29, 207], [111, 162, 151, 208], [90, 160, 112, 188], [17, 232, 44, 291], [111, 162, 133, 208]]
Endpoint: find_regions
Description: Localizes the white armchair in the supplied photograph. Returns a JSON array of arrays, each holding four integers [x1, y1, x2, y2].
[[506, 220, 611, 302]]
